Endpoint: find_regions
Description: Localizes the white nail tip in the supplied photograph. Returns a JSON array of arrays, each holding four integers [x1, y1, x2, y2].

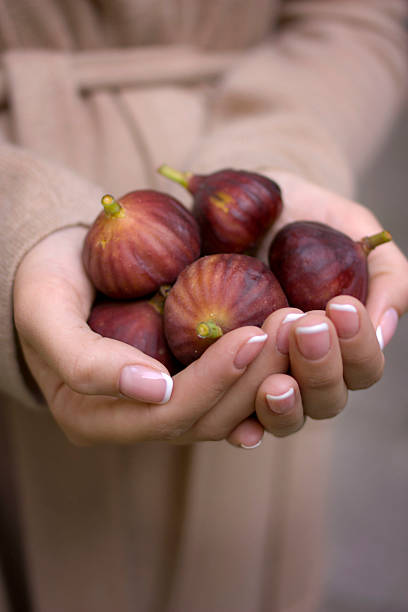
[[158, 373, 174, 404], [329, 303, 358, 313], [296, 322, 329, 335], [376, 325, 384, 351], [282, 313, 306, 324], [266, 388, 294, 401], [240, 439, 263, 450], [247, 333, 268, 344]]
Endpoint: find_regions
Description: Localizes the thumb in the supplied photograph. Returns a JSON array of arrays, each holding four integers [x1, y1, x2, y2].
[[13, 226, 173, 404], [19, 308, 173, 403]]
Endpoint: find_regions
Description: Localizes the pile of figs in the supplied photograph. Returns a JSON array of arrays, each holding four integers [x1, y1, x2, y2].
[[83, 166, 391, 371]]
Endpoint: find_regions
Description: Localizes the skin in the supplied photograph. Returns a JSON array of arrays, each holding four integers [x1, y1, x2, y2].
[[13, 171, 408, 447]]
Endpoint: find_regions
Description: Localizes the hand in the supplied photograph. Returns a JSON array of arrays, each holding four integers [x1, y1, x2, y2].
[[250, 170, 408, 437], [13, 226, 290, 447]]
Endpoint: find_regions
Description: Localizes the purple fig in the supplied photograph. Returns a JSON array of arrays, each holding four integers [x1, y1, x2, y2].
[[158, 164, 282, 254], [164, 253, 288, 365], [88, 286, 179, 374], [82, 190, 201, 299], [268, 221, 392, 311]]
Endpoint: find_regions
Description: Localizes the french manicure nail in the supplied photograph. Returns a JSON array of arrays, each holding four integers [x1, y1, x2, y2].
[[240, 439, 263, 450], [295, 322, 330, 360], [376, 308, 399, 351], [328, 303, 360, 339], [276, 312, 306, 354], [120, 365, 173, 404], [266, 387, 295, 415], [234, 333, 268, 369]]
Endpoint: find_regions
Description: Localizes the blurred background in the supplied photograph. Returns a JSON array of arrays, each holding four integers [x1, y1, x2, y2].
[[322, 105, 408, 612]]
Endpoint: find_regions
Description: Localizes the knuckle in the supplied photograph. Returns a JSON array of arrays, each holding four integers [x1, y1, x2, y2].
[[305, 385, 348, 420], [189, 421, 228, 442], [303, 372, 341, 392], [346, 356, 384, 390], [270, 418, 306, 438], [154, 417, 192, 441], [193, 428, 226, 443], [307, 396, 347, 420], [65, 349, 98, 394], [348, 365, 384, 390]]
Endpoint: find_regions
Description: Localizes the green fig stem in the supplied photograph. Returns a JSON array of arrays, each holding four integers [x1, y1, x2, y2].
[[360, 230, 392, 256], [196, 320, 223, 340], [157, 164, 192, 190], [101, 194, 124, 217]]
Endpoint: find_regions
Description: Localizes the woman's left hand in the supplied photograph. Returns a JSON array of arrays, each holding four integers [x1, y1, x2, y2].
[[239, 170, 408, 439]]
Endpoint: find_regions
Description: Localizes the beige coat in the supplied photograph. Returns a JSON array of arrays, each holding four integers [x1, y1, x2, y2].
[[0, 1, 407, 610]]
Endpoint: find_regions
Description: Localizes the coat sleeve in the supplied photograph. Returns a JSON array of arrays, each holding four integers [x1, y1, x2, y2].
[[0, 144, 104, 409], [188, 0, 408, 198]]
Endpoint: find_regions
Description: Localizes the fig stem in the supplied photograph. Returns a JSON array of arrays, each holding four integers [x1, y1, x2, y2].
[[196, 320, 223, 340], [149, 285, 172, 315], [101, 194, 124, 217], [158, 164, 192, 190], [360, 230, 392, 255]]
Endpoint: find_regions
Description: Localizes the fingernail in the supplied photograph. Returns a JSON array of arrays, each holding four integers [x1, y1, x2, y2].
[[295, 322, 330, 360], [266, 387, 295, 415], [328, 303, 360, 338], [276, 312, 306, 354], [376, 308, 399, 351], [240, 439, 263, 450], [234, 333, 268, 369], [119, 365, 173, 404]]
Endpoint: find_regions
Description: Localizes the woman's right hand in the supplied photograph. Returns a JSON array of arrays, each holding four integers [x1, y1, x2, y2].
[[13, 225, 293, 447]]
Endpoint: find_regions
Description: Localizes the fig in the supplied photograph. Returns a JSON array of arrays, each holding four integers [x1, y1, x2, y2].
[[164, 253, 288, 365], [268, 221, 392, 311], [88, 286, 179, 374], [82, 190, 201, 299], [158, 164, 282, 254]]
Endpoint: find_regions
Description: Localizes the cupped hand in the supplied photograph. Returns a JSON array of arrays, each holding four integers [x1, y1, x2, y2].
[[250, 170, 408, 437], [13, 226, 289, 447], [257, 170, 408, 337]]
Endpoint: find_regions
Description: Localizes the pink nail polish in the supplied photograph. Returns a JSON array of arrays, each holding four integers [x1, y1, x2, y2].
[[266, 387, 295, 415], [328, 303, 360, 339], [234, 333, 268, 369], [120, 365, 173, 404], [295, 322, 330, 360], [376, 308, 398, 350]]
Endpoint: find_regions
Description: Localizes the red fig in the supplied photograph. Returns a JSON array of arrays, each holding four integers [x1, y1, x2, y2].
[[158, 165, 282, 255], [82, 190, 201, 299], [88, 286, 179, 374], [268, 221, 392, 311], [164, 254, 288, 365]]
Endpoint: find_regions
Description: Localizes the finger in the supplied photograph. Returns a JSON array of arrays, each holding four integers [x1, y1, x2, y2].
[[49, 326, 269, 445], [186, 308, 302, 441], [255, 374, 304, 437], [365, 240, 408, 348], [166, 326, 268, 437], [326, 296, 384, 389], [289, 312, 348, 420], [226, 417, 264, 449]]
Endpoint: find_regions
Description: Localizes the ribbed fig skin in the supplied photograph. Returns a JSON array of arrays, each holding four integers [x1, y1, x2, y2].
[[190, 169, 282, 254], [268, 221, 368, 311], [88, 298, 179, 374], [82, 190, 201, 299], [164, 254, 288, 365]]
